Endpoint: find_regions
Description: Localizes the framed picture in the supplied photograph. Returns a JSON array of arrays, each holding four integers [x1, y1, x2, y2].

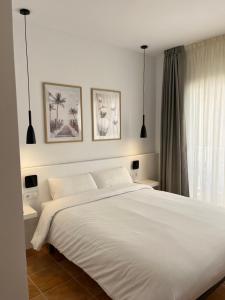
[[43, 82, 83, 143], [91, 88, 121, 141]]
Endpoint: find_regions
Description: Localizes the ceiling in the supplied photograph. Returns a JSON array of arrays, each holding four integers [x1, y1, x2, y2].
[[13, 0, 225, 53]]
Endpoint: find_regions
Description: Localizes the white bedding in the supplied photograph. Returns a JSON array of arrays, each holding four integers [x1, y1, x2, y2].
[[32, 184, 225, 300]]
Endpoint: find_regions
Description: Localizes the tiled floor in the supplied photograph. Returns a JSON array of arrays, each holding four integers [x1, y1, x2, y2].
[[27, 246, 225, 300]]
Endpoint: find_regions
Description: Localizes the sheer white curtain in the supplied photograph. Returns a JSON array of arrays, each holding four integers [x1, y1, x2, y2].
[[185, 35, 225, 206]]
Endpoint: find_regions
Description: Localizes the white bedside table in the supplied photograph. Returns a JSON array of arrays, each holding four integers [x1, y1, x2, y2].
[[23, 204, 38, 220], [135, 179, 160, 189]]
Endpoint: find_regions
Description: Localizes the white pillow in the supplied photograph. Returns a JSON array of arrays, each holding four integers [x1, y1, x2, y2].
[[48, 173, 97, 200], [92, 167, 133, 188]]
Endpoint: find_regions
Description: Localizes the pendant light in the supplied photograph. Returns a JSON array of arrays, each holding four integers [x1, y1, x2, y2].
[[140, 45, 148, 138], [20, 8, 36, 144]]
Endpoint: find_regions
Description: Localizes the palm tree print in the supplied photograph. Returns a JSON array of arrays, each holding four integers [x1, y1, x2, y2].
[[49, 92, 66, 121], [69, 107, 79, 134], [69, 107, 78, 120], [49, 103, 55, 121]]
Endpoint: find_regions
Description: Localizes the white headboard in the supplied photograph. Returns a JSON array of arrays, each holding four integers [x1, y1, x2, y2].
[[21, 153, 158, 212]]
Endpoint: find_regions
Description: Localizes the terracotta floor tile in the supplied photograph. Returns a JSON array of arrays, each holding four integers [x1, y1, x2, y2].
[[206, 291, 225, 300], [27, 253, 56, 275], [50, 250, 65, 262], [76, 272, 103, 296], [27, 248, 38, 258], [27, 245, 49, 258], [30, 264, 70, 292], [59, 259, 85, 279], [30, 295, 47, 300], [216, 284, 225, 296], [45, 279, 94, 300], [28, 278, 40, 299], [97, 291, 112, 300]]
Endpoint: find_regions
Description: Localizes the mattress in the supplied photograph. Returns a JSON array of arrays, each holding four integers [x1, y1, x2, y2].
[[32, 184, 225, 300]]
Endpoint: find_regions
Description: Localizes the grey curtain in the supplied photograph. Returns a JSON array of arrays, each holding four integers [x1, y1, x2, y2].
[[160, 46, 189, 196]]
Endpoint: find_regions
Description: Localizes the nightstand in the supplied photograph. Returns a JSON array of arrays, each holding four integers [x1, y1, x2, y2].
[[23, 204, 38, 220], [135, 179, 160, 189]]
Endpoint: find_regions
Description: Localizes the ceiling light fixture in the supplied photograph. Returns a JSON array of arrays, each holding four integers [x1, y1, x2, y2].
[[20, 8, 36, 144], [140, 45, 148, 138]]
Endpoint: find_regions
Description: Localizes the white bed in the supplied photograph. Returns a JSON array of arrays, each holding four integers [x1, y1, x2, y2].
[[32, 183, 225, 300]]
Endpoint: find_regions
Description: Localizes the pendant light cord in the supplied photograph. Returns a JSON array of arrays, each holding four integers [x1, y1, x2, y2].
[[142, 48, 146, 115], [24, 15, 31, 111]]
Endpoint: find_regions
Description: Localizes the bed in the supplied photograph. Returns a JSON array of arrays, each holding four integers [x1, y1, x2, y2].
[[32, 181, 225, 300]]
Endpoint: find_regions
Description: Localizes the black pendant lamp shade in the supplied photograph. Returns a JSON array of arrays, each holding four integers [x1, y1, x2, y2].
[[20, 8, 36, 144], [140, 45, 148, 138], [27, 110, 36, 144], [140, 115, 147, 138]]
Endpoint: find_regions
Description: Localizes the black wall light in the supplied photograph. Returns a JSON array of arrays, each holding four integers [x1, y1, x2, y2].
[[25, 175, 38, 188], [132, 160, 139, 170], [140, 45, 148, 138], [20, 8, 36, 144]]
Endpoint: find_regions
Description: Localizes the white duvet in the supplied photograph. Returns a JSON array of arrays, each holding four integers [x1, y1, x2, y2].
[[32, 184, 225, 300]]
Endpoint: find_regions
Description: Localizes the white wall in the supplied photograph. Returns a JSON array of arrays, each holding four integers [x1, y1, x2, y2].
[[0, 1, 28, 299], [13, 17, 156, 168]]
